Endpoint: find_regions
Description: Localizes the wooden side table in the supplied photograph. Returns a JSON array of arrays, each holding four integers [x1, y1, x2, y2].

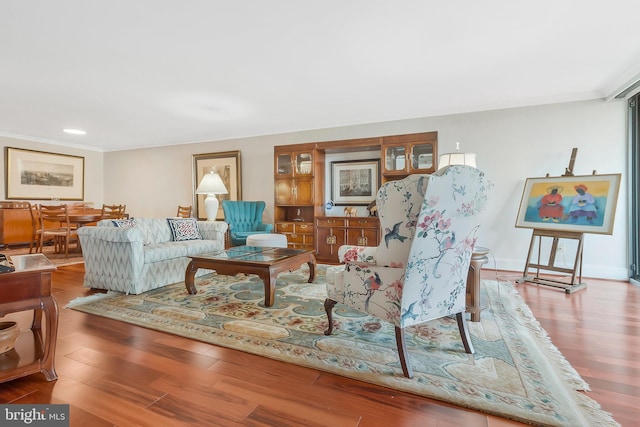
[[0, 255, 58, 383], [466, 246, 490, 322]]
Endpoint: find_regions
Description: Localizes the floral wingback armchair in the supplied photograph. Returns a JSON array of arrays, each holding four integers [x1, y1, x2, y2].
[[325, 165, 490, 378]]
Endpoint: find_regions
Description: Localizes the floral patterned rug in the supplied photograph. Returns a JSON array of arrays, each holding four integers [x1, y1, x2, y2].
[[68, 265, 618, 426]]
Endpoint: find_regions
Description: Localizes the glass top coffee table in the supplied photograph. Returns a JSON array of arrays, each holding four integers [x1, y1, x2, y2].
[[185, 245, 316, 307]]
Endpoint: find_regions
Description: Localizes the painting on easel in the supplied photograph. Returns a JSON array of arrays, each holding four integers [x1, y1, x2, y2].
[[515, 173, 621, 235]]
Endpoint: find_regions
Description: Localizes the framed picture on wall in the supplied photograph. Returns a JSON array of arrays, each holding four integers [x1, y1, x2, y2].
[[192, 151, 242, 220], [4, 147, 85, 200], [331, 159, 380, 205], [515, 173, 621, 235]]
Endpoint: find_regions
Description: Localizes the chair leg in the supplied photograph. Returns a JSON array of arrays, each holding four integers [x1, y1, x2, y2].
[[395, 327, 413, 378], [323, 299, 337, 335], [456, 312, 475, 354]]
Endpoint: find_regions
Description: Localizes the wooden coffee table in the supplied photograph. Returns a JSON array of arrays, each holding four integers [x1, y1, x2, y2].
[[184, 246, 316, 307]]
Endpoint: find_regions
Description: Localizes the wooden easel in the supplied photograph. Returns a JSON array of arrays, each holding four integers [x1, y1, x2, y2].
[[519, 148, 588, 293], [520, 229, 586, 293]]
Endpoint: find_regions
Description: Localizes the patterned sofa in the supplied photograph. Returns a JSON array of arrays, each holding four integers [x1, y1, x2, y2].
[[77, 218, 227, 294]]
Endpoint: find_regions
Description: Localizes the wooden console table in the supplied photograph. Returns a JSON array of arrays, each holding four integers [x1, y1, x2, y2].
[[0, 256, 58, 383], [0, 202, 31, 247]]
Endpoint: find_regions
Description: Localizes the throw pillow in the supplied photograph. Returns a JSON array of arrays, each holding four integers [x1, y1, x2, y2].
[[112, 218, 136, 228], [167, 218, 202, 241]]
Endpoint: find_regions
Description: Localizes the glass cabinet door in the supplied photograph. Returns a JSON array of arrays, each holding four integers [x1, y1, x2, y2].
[[294, 152, 313, 176], [409, 142, 435, 173], [383, 146, 407, 173], [276, 153, 293, 176]]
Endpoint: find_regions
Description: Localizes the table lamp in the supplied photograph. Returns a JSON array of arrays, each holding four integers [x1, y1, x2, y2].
[[195, 171, 228, 220], [438, 142, 477, 170]]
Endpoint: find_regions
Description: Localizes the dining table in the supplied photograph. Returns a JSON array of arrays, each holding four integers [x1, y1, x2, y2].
[[68, 209, 104, 227], [64, 209, 104, 254]]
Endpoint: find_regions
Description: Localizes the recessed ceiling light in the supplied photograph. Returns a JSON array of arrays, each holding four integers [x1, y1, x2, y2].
[[63, 128, 86, 135]]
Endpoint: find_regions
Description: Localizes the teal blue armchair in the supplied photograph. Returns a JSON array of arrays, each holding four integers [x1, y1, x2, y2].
[[222, 200, 274, 246]]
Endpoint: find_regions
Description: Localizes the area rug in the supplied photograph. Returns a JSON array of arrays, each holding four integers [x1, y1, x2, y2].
[[68, 265, 618, 427], [3, 244, 84, 268]]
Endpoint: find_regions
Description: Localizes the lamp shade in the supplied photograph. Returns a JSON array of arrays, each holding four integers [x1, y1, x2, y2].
[[196, 172, 228, 221], [438, 152, 477, 169], [196, 172, 228, 195], [438, 142, 477, 170]]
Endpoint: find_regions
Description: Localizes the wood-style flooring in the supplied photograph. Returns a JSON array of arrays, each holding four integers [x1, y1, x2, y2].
[[0, 264, 638, 426]]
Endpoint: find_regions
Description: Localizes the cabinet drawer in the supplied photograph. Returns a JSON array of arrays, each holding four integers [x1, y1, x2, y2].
[[316, 218, 346, 227], [276, 222, 293, 233], [288, 233, 305, 244], [346, 217, 379, 229], [294, 222, 313, 233], [289, 233, 314, 245]]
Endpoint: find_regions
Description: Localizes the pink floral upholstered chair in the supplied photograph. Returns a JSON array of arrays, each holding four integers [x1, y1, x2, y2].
[[324, 165, 490, 378]]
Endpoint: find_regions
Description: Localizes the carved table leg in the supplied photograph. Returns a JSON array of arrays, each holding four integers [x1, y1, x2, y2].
[[260, 269, 277, 307], [307, 260, 316, 283], [184, 261, 199, 295], [41, 296, 58, 381]]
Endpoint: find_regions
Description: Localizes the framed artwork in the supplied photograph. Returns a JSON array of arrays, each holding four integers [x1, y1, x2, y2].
[[331, 159, 380, 205], [515, 173, 621, 235], [192, 150, 242, 220], [4, 147, 85, 200]]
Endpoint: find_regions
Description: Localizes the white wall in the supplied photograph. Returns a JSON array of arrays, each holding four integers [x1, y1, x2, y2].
[[103, 99, 628, 280], [0, 135, 104, 204], [3, 99, 624, 279]]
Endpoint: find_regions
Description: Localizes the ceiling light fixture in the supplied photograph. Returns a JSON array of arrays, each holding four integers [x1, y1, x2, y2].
[[63, 128, 86, 135]]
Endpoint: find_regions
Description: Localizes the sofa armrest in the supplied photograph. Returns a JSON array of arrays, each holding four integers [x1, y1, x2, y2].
[[77, 226, 146, 294], [338, 245, 377, 264], [197, 221, 228, 242]]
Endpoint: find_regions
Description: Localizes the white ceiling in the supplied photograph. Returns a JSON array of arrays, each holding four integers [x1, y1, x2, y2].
[[2, 1, 640, 152]]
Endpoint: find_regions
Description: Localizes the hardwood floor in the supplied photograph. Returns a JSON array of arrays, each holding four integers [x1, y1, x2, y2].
[[1, 264, 638, 426]]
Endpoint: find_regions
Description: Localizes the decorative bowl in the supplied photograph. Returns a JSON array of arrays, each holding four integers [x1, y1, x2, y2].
[[0, 321, 20, 354]]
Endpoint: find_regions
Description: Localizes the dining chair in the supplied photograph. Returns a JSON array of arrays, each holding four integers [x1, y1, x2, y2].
[[27, 202, 54, 254], [101, 204, 127, 219], [176, 205, 192, 218], [64, 202, 93, 229], [39, 204, 78, 257]]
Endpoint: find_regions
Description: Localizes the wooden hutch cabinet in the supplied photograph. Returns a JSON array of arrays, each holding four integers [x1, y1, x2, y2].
[[273, 144, 324, 251], [274, 147, 317, 205], [315, 216, 379, 263], [381, 131, 438, 181], [273, 132, 437, 258]]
